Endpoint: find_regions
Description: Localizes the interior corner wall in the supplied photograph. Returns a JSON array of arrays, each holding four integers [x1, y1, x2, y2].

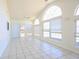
[[0, 0, 10, 57]]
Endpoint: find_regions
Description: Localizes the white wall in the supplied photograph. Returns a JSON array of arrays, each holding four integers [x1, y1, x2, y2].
[[0, 0, 10, 57], [39, 0, 79, 54]]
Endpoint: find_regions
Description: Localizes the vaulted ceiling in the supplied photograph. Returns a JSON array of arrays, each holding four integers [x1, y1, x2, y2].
[[7, 0, 56, 19]]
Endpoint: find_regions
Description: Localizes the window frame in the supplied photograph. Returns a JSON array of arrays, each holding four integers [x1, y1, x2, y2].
[[50, 16, 62, 40], [75, 16, 79, 46], [43, 6, 62, 21], [43, 16, 62, 39], [33, 19, 40, 37], [34, 25, 40, 36], [42, 6, 62, 39], [74, 6, 79, 47], [43, 21, 50, 38]]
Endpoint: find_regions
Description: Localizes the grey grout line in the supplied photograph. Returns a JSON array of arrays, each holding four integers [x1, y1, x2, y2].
[[20, 38, 37, 59], [19, 38, 27, 59], [1, 37, 79, 59]]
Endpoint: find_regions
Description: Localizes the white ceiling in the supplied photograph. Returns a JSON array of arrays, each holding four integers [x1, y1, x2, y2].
[[7, 0, 56, 19]]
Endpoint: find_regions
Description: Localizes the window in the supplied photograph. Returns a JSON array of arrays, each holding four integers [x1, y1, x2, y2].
[[76, 7, 79, 16], [43, 22, 50, 30], [34, 19, 40, 36], [76, 20, 79, 45], [20, 25, 25, 38], [20, 25, 25, 30], [34, 25, 40, 36], [50, 18, 62, 39], [75, 6, 79, 46], [43, 6, 62, 21], [25, 21, 32, 32], [43, 22, 50, 38], [43, 5, 62, 39], [51, 33, 62, 39], [20, 32, 25, 37], [43, 32, 49, 37], [51, 19, 61, 32], [34, 19, 40, 25]]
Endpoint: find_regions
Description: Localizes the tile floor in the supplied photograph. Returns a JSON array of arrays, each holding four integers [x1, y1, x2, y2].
[[0, 37, 79, 59]]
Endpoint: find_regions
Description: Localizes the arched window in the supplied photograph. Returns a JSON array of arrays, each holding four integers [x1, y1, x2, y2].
[[43, 5, 62, 39], [43, 6, 62, 21], [34, 19, 40, 37], [43, 22, 50, 37], [75, 6, 79, 46], [34, 19, 40, 25]]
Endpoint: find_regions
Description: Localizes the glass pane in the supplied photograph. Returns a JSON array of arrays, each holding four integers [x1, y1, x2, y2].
[[20, 25, 25, 30], [43, 22, 50, 30], [76, 20, 79, 46], [43, 32, 49, 37], [76, 20, 79, 33], [76, 37, 79, 42], [34, 25, 40, 34], [51, 33, 62, 39], [76, 33, 79, 37], [76, 8, 79, 16], [25, 22, 32, 32], [34, 19, 40, 25], [20, 32, 25, 37], [51, 18, 61, 32], [43, 6, 62, 20]]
